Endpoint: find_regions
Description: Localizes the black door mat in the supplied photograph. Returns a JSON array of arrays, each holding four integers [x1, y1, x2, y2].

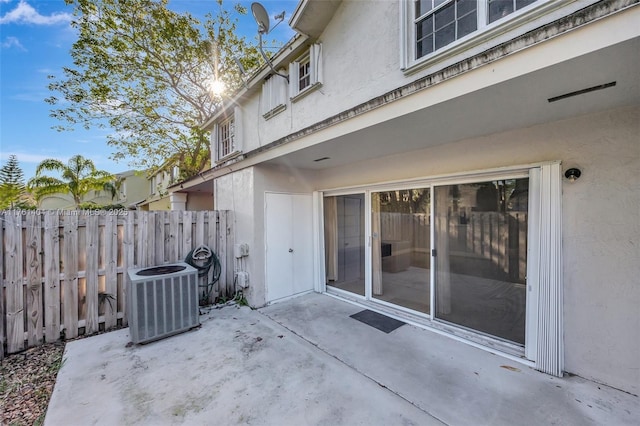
[[349, 309, 406, 334]]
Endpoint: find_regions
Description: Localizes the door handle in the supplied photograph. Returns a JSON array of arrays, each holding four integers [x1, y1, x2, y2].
[[289, 248, 294, 253]]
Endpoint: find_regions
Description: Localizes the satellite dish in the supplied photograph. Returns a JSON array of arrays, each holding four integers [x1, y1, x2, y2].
[[251, 2, 270, 34]]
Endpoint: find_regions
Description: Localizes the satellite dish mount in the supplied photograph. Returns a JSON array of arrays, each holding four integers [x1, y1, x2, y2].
[[251, 2, 288, 82]]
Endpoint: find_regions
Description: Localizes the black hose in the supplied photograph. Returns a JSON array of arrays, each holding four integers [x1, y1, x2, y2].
[[185, 246, 221, 305]]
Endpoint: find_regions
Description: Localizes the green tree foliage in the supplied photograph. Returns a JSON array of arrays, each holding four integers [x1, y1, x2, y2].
[[0, 155, 34, 209], [27, 155, 115, 208], [47, 0, 261, 179]]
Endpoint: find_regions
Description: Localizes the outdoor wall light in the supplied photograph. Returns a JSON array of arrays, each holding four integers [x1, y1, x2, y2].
[[564, 168, 582, 182]]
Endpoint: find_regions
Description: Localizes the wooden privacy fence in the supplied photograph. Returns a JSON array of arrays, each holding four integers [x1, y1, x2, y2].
[[0, 210, 234, 359]]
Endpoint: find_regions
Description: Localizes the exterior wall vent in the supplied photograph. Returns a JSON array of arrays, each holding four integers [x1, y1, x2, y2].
[[127, 262, 199, 344]]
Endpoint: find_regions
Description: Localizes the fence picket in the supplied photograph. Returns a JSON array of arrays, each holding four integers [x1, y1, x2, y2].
[[122, 212, 135, 326], [85, 216, 99, 334], [195, 211, 205, 248], [63, 215, 79, 339], [43, 214, 61, 342], [169, 211, 179, 262], [137, 212, 147, 268], [182, 211, 193, 259], [5, 213, 24, 353], [105, 215, 118, 329], [155, 211, 165, 264], [146, 212, 156, 266], [26, 214, 43, 346]]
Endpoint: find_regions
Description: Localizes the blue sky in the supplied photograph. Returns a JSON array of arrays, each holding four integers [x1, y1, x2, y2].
[[0, 0, 296, 181]]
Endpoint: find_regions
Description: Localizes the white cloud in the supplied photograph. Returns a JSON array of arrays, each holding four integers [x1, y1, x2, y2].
[[0, 0, 71, 25], [1, 35, 25, 50]]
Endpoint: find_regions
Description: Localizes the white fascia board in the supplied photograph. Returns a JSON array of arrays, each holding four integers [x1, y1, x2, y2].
[[288, 0, 308, 29], [289, 0, 342, 38]]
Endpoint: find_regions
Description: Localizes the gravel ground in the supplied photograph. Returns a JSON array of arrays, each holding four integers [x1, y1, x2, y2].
[[1, 343, 65, 426]]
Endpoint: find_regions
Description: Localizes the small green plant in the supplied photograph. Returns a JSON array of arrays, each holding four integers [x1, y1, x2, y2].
[[233, 292, 249, 306]]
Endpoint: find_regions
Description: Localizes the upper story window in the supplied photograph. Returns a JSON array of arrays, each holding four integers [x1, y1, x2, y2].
[[488, 0, 536, 23], [261, 74, 287, 119], [150, 175, 157, 195], [289, 44, 323, 101], [217, 115, 235, 158], [298, 53, 311, 91], [415, 0, 477, 58], [404, 0, 542, 71], [213, 106, 243, 163]]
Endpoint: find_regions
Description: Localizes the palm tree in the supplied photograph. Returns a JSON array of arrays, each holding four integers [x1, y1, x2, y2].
[[28, 155, 115, 208]]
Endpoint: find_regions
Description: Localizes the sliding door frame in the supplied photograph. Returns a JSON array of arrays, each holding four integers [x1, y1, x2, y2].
[[318, 162, 563, 371]]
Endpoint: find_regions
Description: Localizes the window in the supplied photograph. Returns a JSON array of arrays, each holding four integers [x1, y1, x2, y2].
[[217, 115, 235, 159], [488, 0, 537, 23], [298, 53, 311, 92], [261, 74, 287, 118], [407, 0, 541, 63], [213, 106, 243, 163], [289, 44, 323, 100], [416, 0, 477, 58]]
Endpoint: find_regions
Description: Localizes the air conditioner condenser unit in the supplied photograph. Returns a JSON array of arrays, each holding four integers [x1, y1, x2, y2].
[[127, 262, 199, 344]]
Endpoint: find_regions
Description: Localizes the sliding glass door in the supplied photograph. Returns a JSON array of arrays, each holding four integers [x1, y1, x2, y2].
[[324, 194, 365, 296], [434, 179, 529, 344], [371, 188, 430, 314], [323, 174, 531, 347]]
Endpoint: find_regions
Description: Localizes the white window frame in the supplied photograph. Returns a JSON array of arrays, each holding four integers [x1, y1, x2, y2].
[[217, 116, 234, 159], [289, 43, 323, 102], [213, 106, 243, 163], [400, 0, 564, 73]]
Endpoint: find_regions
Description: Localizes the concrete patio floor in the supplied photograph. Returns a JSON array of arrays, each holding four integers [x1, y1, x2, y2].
[[45, 293, 638, 425]]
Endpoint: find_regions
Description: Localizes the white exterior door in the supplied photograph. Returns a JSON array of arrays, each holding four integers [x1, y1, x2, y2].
[[265, 192, 314, 302]]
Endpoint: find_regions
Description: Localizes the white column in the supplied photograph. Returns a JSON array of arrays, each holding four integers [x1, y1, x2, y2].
[[170, 193, 188, 211]]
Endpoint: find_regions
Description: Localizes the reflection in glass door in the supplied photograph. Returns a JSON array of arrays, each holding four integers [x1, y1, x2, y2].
[[324, 194, 365, 296], [371, 188, 430, 314], [434, 179, 529, 344]]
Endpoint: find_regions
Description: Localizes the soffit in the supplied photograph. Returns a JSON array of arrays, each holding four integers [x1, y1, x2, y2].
[[289, 0, 343, 38]]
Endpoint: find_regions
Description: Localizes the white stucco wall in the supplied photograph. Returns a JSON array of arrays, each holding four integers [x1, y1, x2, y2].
[[213, 168, 258, 302], [217, 103, 639, 395]]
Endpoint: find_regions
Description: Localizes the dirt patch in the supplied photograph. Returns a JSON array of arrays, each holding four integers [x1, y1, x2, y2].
[[1, 343, 65, 425]]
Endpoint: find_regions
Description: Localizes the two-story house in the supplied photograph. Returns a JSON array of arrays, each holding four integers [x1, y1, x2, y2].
[[172, 0, 639, 395], [139, 160, 213, 211]]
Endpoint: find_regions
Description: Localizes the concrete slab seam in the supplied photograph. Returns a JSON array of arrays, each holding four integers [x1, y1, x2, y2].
[[258, 309, 450, 426]]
